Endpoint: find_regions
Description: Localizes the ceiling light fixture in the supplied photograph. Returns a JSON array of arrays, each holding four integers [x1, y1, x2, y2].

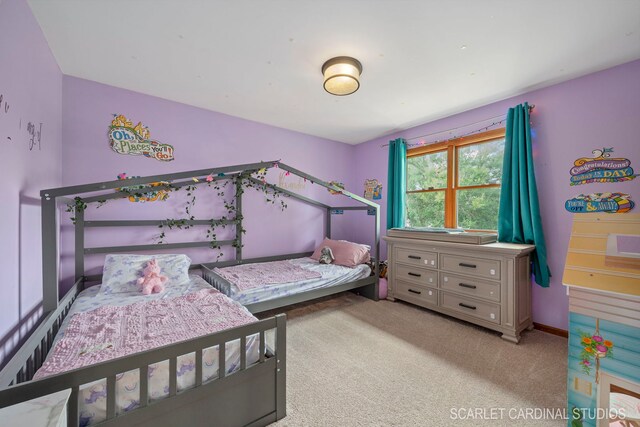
[[321, 56, 363, 96]]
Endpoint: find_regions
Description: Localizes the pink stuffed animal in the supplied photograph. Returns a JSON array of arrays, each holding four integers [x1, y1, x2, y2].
[[137, 259, 168, 294]]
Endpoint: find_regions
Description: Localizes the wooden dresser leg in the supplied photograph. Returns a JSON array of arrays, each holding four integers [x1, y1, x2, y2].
[[501, 332, 521, 344], [387, 296, 396, 302]]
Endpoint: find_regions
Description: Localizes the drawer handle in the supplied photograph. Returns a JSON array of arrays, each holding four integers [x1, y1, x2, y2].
[[458, 283, 477, 289], [408, 289, 422, 295], [407, 272, 422, 277], [459, 263, 477, 269], [408, 255, 421, 260], [459, 303, 477, 310]]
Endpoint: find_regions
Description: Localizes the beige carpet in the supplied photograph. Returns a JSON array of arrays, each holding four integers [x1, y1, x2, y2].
[[259, 292, 567, 427]]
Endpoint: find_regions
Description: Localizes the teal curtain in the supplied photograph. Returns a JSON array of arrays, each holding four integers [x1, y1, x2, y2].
[[498, 102, 550, 287], [387, 138, 407, 229]]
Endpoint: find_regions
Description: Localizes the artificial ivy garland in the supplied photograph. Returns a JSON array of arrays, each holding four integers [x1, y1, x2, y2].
[[65, 167, 289, 260]]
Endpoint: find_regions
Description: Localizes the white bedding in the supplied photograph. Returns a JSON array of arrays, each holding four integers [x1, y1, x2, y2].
[[210, 257, 371, 305], [42, 276, 261, 427]]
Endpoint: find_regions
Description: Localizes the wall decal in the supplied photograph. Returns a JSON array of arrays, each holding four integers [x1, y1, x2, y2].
[[277, 171, 306, 191], [570, 147, 635, 185], [564, 192, 634, 213], [330, 209, 344, 215], [364, 179, 382, 200], [327, 181, 344, 195], [1, 91, 45, 150], [26, 121, 42, 151], [116, 173, 170, 203], [109, 114, 174, 162]]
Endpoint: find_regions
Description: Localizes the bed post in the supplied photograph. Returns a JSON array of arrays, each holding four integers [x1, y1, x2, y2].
[[275, 313, 287, 420], [374, 205, 380, 279], [41, 192, 58, 313], [235, 178, 243, 262], [74, 208, 85, 284], [326, 207, 332, 238]]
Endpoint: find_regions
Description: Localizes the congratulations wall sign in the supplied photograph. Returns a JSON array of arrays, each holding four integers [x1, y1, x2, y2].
[[570, 148, 635, 186], [108, 114, 175, 162]]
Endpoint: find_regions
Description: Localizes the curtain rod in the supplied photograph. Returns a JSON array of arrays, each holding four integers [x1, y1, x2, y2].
[[380, 104, 535, 148]]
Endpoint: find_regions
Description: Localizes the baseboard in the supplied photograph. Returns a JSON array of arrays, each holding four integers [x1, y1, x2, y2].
[[533, 322, 568, 338]]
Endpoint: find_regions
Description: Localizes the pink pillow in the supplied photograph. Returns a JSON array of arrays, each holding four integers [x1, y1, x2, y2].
[[311, 238, 371, 267]]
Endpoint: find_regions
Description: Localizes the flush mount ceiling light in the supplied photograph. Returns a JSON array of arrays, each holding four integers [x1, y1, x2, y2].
[[321, 56, 363, 96]]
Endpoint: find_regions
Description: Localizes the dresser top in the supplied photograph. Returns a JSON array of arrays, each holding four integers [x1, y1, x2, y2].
[[383, 235, 535, 256]]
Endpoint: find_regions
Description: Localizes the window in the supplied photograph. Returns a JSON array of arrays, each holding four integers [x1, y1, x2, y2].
[[406, 128, 505, 231]]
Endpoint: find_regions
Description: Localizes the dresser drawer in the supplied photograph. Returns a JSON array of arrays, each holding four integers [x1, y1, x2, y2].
[[395, 264, 437, 287], [440, 292, 501, 324], [440, 272, 500, 302], [395, 281, 438, 306], [440, 254, 501, 280], [396, 247, 438, 268]]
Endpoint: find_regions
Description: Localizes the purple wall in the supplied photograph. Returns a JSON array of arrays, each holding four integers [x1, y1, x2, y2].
[[60, 76, 360, 289], [2, 0, 637, 352], [351, 59, 640, 330], [0, 0, 62, 366]]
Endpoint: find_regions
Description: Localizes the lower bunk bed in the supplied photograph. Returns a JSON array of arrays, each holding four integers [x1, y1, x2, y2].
[[0, 272, 286, 427], [202, 249, 378, 314]]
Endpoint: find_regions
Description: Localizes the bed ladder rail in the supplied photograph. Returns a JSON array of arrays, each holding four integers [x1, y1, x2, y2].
[[0, 277, 84, 388]]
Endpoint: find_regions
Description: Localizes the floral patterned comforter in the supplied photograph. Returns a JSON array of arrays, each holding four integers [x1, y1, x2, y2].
[[34, 276, 260, 426]]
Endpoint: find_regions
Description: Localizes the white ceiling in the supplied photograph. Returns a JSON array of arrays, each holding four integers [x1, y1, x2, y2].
[[29, 0, 640, 145]]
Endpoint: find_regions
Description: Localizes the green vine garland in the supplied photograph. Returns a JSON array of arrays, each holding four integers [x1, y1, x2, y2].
[[65, 168, 289, 260]]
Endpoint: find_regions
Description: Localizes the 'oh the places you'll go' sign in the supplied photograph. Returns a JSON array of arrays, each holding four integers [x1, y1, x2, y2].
[[108, 114, 174, 162]]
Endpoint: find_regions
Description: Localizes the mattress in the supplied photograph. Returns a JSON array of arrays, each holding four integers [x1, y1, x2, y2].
[[209, 257, 371, 305], [38, 276, 261, 427]]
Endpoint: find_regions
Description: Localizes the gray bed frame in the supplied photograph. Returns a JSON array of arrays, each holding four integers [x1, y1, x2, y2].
[[0, 160, 379, 426]]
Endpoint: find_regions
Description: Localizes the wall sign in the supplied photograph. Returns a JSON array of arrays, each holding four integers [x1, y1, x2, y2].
[[570, 148, 635, 186], [364, 178, 382, 215], [109, 114, 174, 162], [364, 179, 382, 200], [565, 192, 634, 214]]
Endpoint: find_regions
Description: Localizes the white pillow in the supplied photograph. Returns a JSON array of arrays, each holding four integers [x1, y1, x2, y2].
[[100, 254, 191, 295]]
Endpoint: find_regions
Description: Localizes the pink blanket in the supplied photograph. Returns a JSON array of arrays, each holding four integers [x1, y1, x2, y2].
[[34, 289, 256, 379], [213, 260, 322, 291]]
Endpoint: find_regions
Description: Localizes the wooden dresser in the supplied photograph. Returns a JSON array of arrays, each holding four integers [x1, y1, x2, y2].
[[384, 235, 535, 343]]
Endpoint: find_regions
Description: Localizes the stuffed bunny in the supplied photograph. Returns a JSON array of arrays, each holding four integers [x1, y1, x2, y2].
[[318, 247, 335, 264], [137, 259, 168, 294]]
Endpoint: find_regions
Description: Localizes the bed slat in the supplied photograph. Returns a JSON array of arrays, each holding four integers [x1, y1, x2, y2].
[[219, 344, 226, 379], [33, 346, 40, 374], [68, 385, 79, 427], [26, 356, 34, 381], [195, 350, 203, 387], [259, 331, 265, 363], [139, 365, 149, 408], [169, 358, 177, 396], [106, 375, 116, 419], [84, 240, 235, 255], [240, 336, 247, 370]]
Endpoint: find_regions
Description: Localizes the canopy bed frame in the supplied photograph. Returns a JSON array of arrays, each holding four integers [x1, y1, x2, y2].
[[0, 160, 379, 426]]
